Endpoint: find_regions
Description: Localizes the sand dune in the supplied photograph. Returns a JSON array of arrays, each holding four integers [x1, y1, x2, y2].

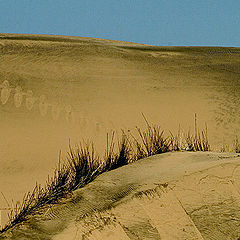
[[1, 152, 240, 239], [0, 33, 240, 238]]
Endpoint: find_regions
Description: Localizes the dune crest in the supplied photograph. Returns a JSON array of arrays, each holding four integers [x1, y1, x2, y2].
[[1, 152, 240, 239]]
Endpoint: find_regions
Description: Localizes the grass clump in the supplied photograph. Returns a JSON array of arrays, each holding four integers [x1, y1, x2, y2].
[[2, 158, 72, 232], [133, 124, 170, 159], [109, 132, 132, 170], [234, 137, 240, 153], [179, 114, 210, 152], [0, 115, 211, 234], [184, 126, 210, 151], [67, 142, 100, 190], [129, 114, 171, 160]]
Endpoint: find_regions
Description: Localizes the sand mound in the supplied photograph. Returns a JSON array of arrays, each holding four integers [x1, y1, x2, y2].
[[0, 33, 240, 210], [0, 34, 240, 239], [1, 151, 240, 239]]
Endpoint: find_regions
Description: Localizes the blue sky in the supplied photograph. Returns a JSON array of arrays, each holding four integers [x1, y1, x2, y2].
[[0, 0, 239, 46]]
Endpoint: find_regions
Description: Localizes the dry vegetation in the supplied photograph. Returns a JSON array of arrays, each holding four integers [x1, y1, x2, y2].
[[1, 115, 239, 235], [0, 114, 213, 234], [0, 34, 239, 238], [234, 137, 240, 153]]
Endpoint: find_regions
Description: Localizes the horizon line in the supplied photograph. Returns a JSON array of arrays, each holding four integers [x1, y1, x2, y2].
[[0, 32, 239, 48]]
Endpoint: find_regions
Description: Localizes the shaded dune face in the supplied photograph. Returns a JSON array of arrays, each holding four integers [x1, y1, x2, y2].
[[0, 34, 240, 213]]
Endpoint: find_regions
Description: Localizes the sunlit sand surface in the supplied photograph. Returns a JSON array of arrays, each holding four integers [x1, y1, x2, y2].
[[1, 152, 240, 239], [0, 34, 240, 235]]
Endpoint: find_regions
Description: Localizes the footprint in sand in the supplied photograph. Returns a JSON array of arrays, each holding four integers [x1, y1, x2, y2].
[[0, 80, 11, 105], [95, 121, 104, 134], [39, 95, 48, 117], [14, 86, 24, 108], [51, 103, 62, 121], [65, 104, 75, 123], [25, 90, 36, 111], [75, 114, 87, 129]]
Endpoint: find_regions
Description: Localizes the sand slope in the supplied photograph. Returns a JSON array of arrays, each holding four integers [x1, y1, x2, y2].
[[0, 33, 240, 142], [0, 34, 240, 237], [1, 152, 240, 239]]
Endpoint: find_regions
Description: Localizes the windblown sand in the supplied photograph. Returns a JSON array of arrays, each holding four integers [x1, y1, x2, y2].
[[0, 34, 240, 236], [1, 152, 240, 239]]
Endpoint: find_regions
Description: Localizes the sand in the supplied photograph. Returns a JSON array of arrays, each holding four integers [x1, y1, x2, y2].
[[1, 151, 240, 239], [0, 33, 240, 238]]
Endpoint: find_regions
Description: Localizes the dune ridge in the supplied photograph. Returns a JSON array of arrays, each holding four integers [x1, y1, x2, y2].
[[1, 152, 240, 239], [0, 33, 240, 239]]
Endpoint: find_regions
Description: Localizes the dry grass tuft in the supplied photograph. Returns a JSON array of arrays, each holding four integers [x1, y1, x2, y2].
[[67, 142, 100, 190], [0, 114, 211, 234], [3, 158, 71, 232], [234, 137, 240, 153], [183, 114, 210, 151], [129, 114, 171, 160], [135, 124, 171, 157], [110, 132, 132, 170]]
